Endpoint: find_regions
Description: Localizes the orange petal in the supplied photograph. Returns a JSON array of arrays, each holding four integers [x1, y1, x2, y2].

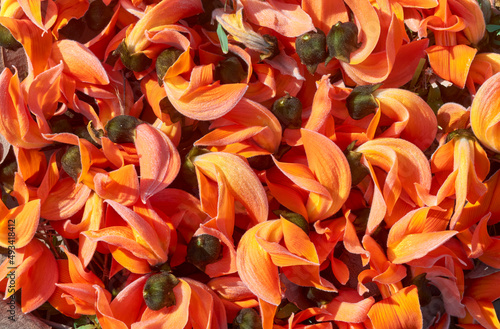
[[387, 231, 458, 264], [110, 276, 148, 327], [302, 0, 348, 34], [302, 129, 351, 222], [136, 123, 180, 202], [51, 39, 109, 85], [426, 44, 477, 88], [164, 65, 248, 121], [368, 285, 422, 329], [236, 221, 282, 305], [41, 178, 92, 220], [0, 199, 40, 248], [316, 289, 375, 323], [194, 152, 268, 223], [470, 72, 500, 153], [240, 0, 314, 38], [94, 164, 139, 206], [95, 285, 129, 329]]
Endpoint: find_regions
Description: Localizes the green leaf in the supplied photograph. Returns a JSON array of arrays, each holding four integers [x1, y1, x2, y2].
[[217, 23, 229, 54], [486, 24, 500, 32]]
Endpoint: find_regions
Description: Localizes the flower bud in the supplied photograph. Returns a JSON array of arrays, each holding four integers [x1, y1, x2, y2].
[[233, 308, 263, 329], [61, 146, 82, 182], [305, 287, 337, 306], [0, 24, 22, 51], [156, 48, 183, 85], [181, 146, 210, 190], [186, 234, 223, 271], [273, 210, 309, 235], [117, 41, 152, 72], [295, 29, 327, 74], [345, 84, 381, 120], [326, 21, 360, 64], [105, 115, 141, 143], [143, 272, 180, 311], [215, 56, 247, 84], [271, 94, 302, 129]]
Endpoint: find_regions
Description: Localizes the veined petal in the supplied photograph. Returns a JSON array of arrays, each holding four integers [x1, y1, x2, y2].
[[316, 289, 374, 323], [164, 65, 248, 121], [426, 44, 477, 88], [194, 152, 268, 223], [51, 39, 110, 85], [368, 285, 422, 329], [0, 199, 40, 248], [94, 164, 139, 206], [302, 129, 351, 222], [136, 124, 180, 202], [236, 220, 282, 306], [41, 178, 92, 220], [240, 0, 314, 37]]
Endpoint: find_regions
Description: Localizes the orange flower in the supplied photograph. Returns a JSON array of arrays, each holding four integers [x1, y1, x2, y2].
[[268, 129, 351, 222]]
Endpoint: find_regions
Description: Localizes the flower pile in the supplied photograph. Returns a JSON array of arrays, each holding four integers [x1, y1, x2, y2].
[[1, 0, 500, 328]]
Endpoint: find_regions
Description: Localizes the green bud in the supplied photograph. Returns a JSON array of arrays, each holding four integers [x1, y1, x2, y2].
[[61, 146, 82, 182], [273, 210, 309, 235], [186, 234, 222, 271], [0, 24, 22, 51], [261, 34, 280, 61], [85, 0, 114, 32], [74, 126, 101, 148], [117, 41, 153, 72], [295, 29, 327, 74], [306, 287, 337, 306], [105, 115, 141, 143], [215, 56, 247, 84], [143, 272, 180, 311], [326, 21, 360, 64], [446, 129, 476, 143], [344, 142, 369, 186], [49, 116, 73, 134], [156, 48, 183, 85], [233, 308, 263, 329], [345, 84, 381, 120], [271, 94, 302, 129], [351, 208, 371, 236], [159, 97, 183, 123]]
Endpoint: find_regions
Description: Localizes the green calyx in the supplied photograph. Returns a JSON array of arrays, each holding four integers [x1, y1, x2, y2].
[[345, 84, 381, 120], [186, 234, 223, 271], [105, 115, 141, 143], [271, 94, 303, 129], [326, 21, 361, 65], [156, 48, 183, 85], [159, 97, 183, 123], [345, 141, 370, 186], [61, 146, 82, 182], [295, 29, 327, 74], [215, 56, 247, 84], [273, 210, 309, 235], [261, 34, 280, 61], [117, 41, 152, 72], [143, 272, 180, 311], [446, 129, 477, 143], [233, 308, 263, 329], [0, 24, 22, 51]]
